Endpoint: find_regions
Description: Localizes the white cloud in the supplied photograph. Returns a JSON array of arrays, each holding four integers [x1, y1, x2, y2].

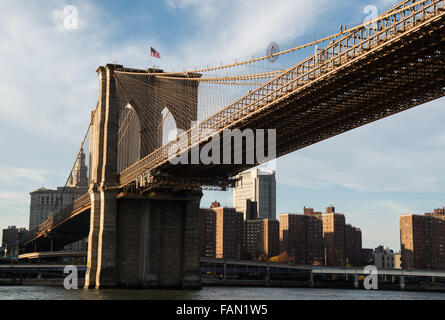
[[0, 1, 149, 144], [276, 99, 445, 193], [0, 191, 26, 201], [0, 166, 46, 183], [377, 200, 413, 215], [164, 0, 331, 68]]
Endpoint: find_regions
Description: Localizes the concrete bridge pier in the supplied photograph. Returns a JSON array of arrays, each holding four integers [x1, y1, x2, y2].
[[84, 189, 203, 289], [84, 187, 101, 288], [115, 190, 203, 288], [95, 188, 119, 288]]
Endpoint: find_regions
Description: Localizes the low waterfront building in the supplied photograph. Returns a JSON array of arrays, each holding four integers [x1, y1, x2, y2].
[[373, 246, 401, 269]]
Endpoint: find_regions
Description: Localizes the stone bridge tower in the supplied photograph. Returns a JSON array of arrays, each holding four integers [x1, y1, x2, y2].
[[85, 64, 202, 289]]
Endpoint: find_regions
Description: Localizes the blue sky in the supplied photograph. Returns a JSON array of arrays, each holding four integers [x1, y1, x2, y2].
[[0, 0, 444, 251]]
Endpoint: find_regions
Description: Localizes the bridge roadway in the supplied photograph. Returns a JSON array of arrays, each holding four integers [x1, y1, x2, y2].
[[2, 258, 445, 283], [18, 251, 87, 261], [201, 257, 445, 278], [0, 265, 87, 272]]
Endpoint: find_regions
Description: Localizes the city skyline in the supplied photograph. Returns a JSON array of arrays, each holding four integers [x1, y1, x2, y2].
[[1, 0, 445, 253]]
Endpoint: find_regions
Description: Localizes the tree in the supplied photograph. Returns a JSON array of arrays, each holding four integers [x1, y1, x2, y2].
[[255, 253, 268, 262], [269, 252, 293, 264]]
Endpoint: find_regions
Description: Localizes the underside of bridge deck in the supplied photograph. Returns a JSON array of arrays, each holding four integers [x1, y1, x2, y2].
[[148, 14, 445, 188]]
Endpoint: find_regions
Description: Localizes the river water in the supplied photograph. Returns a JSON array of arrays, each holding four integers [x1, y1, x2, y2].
[[1, 286, 445, 300]]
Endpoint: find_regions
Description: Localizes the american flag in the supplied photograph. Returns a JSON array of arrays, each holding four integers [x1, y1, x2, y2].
[[150, 47, 161, 59]]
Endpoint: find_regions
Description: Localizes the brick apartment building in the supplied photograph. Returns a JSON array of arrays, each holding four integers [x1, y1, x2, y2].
[[214, 207, 244, 259], [400, 208, 445, 270], [280, 208, 324, 265], [199, 208, 216, 258], [345, 224, 362, 266], [322, 206, 346, 266], [244, 219, 280, 258]]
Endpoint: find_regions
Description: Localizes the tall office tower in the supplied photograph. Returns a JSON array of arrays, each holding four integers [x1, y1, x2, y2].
[[345, 224, 363, 266], [400, 209, 445, 270], [233, 168, 276, 220], [244, 219, 280, 258], [29, 149, 89, 230], [29, 186, 86, 230], [29, 149, 89, 251], [67, 148, 88, 188], [214, 207, 244, 259], [199, 208, 216, 258], [322, 206, 346, 266], [280, 209, 324, 265]]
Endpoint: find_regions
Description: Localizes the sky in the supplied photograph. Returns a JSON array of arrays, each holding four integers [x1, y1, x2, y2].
[[0, 0, 444, 251]]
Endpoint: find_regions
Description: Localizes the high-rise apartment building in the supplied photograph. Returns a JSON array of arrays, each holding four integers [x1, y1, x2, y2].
[[214, 207, 244, 259], [303, 208, 325, 265], [2, 226, 28, 254], [345, 224, 362, 266], [2, 226, 18, 250], [400, 208, 445, 270], [199, 208, 216, 258], [322, 206, 346, 266], [233, 169, 276, 220], [244, 219, 279, 258], [280, 209, 324, 265]]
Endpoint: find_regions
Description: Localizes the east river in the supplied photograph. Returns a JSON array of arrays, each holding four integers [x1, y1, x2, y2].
[[1, 286, 445, 300]]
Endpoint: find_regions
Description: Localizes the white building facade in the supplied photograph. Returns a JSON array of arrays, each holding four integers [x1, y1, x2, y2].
[[233, 168, 276, 220]]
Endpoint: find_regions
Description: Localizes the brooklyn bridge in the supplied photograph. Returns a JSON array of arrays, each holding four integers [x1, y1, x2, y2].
[[19, 0, 445, 288]]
